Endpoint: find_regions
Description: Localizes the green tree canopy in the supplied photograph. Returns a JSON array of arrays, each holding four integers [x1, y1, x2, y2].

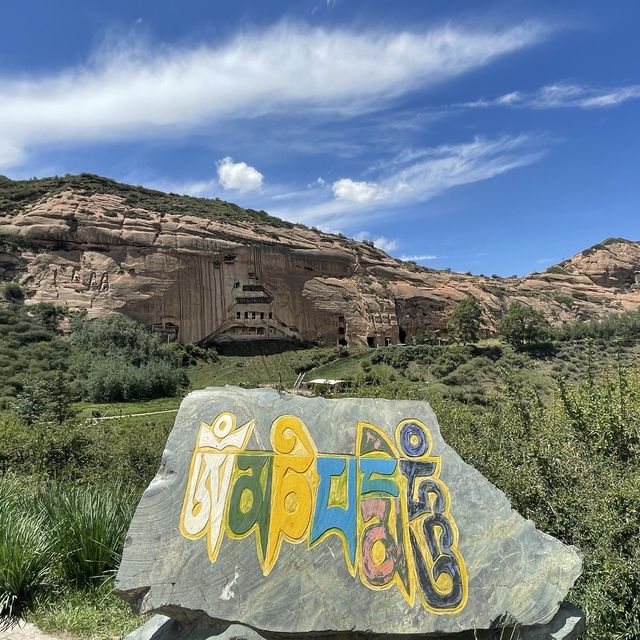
[[447, 296, 482, 344], [499, 301, 551, 349], [70, 314, 186, 402]]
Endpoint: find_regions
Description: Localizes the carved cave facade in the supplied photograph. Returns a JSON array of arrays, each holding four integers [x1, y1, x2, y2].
[[121, 246, 401, 347]]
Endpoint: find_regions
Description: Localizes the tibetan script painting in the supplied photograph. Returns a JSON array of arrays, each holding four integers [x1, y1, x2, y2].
[[179, 412, 468, 614]]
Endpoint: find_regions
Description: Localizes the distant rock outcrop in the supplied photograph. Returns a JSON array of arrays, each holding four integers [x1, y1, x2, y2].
[[1, 175, 638, 346]]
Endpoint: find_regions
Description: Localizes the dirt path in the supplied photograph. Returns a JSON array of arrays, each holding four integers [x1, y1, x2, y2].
[[91, 408, 179, 421], [0, 622, 69, 640]]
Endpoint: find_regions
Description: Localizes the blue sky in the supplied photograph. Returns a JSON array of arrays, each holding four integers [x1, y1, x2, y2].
[[1, 1, 639, 275]]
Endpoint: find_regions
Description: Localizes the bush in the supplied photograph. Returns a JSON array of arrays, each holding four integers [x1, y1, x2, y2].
[[11, 373, 76, 425], [1, 282, 24, 303], [70, 315, 186, 402], [83, 358, 183, 402], [434, 370, 640, 639], [0, 411, 169, 488]]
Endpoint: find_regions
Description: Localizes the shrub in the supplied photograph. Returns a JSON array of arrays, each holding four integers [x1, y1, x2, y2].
[[71, 315, 186, 402], [83, 357, 183, 402], [554, 293, 574, 308], [433, 370, 640, 639], [11, 373, 76, 425], [1, 282, 24, 303]]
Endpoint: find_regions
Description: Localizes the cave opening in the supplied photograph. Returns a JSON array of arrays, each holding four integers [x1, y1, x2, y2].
[[367, 336, 376, 348]]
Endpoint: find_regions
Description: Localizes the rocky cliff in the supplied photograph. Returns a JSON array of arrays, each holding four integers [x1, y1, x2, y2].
[[1, 174, 639, 346]]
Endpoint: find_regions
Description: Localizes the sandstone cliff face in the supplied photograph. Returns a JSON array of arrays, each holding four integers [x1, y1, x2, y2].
[[1, 178, 639, 346]]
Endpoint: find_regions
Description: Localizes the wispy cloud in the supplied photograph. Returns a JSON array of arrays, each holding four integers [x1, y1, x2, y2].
[[400, 254, 440, 261], [277, 134, 547, 228], [0, 20, 550, 170], [353, 231, 399, 252], [333, 179, 388, 204], [460, 82, 640, 110]]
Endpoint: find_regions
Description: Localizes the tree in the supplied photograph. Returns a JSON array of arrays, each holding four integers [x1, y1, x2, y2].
[[10, 373, 76, 425], [11, 378, 50, 425], [447, 297, 482, 344], [46, 371, 77, 425], [499, 301, 551, 349]]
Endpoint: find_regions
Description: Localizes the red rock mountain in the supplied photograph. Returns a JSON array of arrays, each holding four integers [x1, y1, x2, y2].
[[1, 175, 639, 346]]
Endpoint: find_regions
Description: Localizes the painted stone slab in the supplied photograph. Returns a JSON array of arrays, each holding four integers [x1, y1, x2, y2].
[[116, 387, 582, 636]]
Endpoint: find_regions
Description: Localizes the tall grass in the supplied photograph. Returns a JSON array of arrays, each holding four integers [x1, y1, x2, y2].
[[36, 484, 136, 585], [0, 479, 136, 622], [0, 481, 57, 621]]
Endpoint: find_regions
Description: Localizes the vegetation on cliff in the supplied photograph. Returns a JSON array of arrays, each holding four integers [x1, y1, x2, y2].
[[0, 173, 294, 227]]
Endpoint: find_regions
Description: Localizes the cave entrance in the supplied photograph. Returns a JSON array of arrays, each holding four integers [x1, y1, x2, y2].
[[385, 337, 392, 346], [398, 328, 407, 344], [367, 336, 376, 348]]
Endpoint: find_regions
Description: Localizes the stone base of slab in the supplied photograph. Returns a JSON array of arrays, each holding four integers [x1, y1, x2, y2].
[[125, 603, 585, 640]]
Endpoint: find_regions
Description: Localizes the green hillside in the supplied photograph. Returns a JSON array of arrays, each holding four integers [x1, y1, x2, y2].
[[0, 173, 294, 227]]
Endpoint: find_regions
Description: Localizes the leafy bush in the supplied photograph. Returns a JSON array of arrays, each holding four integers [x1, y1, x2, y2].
[[11, 373, 76, 425], [558, 307, 640, 345], [0, 303, 70, 407], [70, 314, 186, 402], [554, 293, 574, 308], [433, 371, 640, 640], [83, 357, 184, 402], [430, 345, 474, 378], [1, 282, 24, 303]]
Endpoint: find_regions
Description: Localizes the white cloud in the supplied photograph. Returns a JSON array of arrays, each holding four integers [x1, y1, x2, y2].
[[460, 82, 640, 110], [281, 134, 546, 227], [333, 178, 388, 203], [400, 254, 439, 261], [354, 231, 398, 252], [373, 236, 399, 252], [217, 157, 263, 192], [0, 20, 550, 169]]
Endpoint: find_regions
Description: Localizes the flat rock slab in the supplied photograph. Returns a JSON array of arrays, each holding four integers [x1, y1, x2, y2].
[[126, 603, 585, 640], [116, 387, 582, 637]]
